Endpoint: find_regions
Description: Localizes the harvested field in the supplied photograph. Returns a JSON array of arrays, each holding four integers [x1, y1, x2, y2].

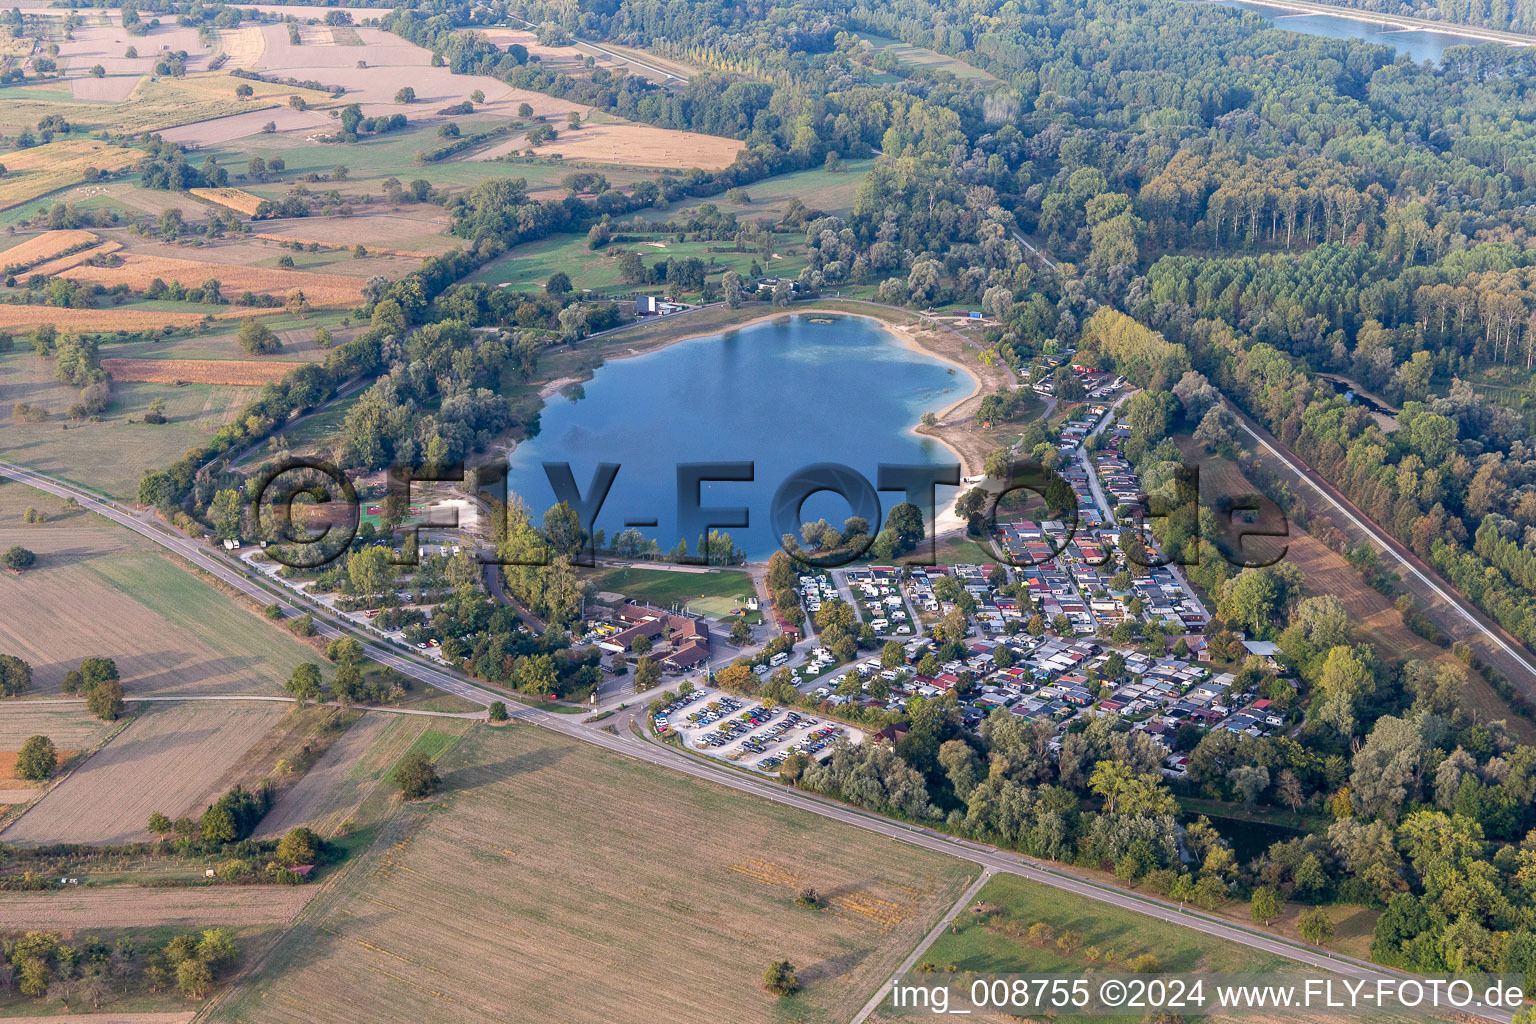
[[189, 186, 268, 216], [255, 713, 417, 838], [0, 885, 315, 928], [158, 105, 331, 145], [0, 139, 142, 211], [0, 749, 79, 790], [102, 357, 304, 386], [0, 708, 115, 754], [249, 209, 456, 255], [0, 304, 279, 332], [217, 25, 267, 69], [251, 232, 438, 259], [70, 74, 141, 101], [0, 508, 321, 693], [0, 355, 258, 497], [28, 238, 123, 277], [59, 253, 366, 307], [0, 229, 99, 271], [219, 724, 977, 1024], [472, 121, 743, 169], [2, 703, 287, 845]]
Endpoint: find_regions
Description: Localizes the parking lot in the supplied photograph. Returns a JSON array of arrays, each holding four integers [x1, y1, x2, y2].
[[652, 687, 864, 775]]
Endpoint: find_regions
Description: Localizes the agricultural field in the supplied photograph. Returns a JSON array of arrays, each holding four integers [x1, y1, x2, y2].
[[104, 321, 344, 363], [587, 565, 757, 619], [1, 702, 288, 845], [468, 233, 799, 297], [0, 71, 332, 141], [190, 186, 269, 216], [0, 885, 316, 929], [0, 138, 143, 211], [470, 121, 745, 170], [0, 346, 261, 498], [652, 158, 876, 223], [59, 251, 369, 307], [215, 724, 978, 1024], [0, 706, 117, 805], [863, 874, 1287, 1024], [0, 483, 322, 689], [254, 713, 462, 839], [0, 228, 102, 272], [101, 356, 306, 385]]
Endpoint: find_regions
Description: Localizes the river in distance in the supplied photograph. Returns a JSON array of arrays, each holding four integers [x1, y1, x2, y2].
[[1214, 0, 1508, 62]]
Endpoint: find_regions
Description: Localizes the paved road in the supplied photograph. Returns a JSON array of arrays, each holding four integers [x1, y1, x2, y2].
[[511, 16, 690, 81], [2, 460, 1514, 1022], [1225, 403, 1536, 691], [1011, 228, 1058, 269]]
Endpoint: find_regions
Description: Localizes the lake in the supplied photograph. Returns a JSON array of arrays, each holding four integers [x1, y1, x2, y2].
[[1215, 0, 1497, 62], [503, 314, 964, 560]]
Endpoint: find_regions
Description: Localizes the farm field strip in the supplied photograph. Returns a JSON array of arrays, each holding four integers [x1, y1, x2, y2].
[[60, 253, 367, 307], [0, 304, 284, 332], [254, 712, 397, 838], [190, 186, 268, 216], [470, 122, 745, 169], [102, 357, 306, 386], [0, 228, 100, 270], [0, 885, 316, 929], [1, 703, 287, 846], [0, 139, 143, 211]]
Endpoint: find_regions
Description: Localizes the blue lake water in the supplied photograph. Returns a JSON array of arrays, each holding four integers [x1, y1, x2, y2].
[[1215, 0, 1500, 62], [503, 314, 964, 560]]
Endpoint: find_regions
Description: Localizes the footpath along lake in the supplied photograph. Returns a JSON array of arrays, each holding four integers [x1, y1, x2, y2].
[[503, 314, 965, 560]]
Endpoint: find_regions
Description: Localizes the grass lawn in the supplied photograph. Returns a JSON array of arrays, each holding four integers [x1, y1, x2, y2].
[[916, 874, 1287, 976], [466, 231, 798, 299], [859, 34, 1000, 81], [0, 349, 257, 499], [588, 564, 757, 618], [649, 158, 876, 223], [214, 723, 978, 1024]]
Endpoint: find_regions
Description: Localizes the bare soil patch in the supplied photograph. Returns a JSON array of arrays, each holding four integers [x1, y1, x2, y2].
[[70, 74, 142, 101]]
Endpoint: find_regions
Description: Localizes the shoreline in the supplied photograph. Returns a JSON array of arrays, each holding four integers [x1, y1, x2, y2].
[[496, 301, 996, 549], [529, 302, 987, 472]]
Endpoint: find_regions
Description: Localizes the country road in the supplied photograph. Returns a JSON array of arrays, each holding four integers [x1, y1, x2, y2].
[[0, 460, 1515, 1024]]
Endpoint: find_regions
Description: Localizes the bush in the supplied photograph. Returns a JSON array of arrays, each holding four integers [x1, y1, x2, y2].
[[3, 545, 36, 571], [763, 959, 798, 996], [488, 700, 509, 722], [392, 753, 439, 799], [15, 735, 56, 780]]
